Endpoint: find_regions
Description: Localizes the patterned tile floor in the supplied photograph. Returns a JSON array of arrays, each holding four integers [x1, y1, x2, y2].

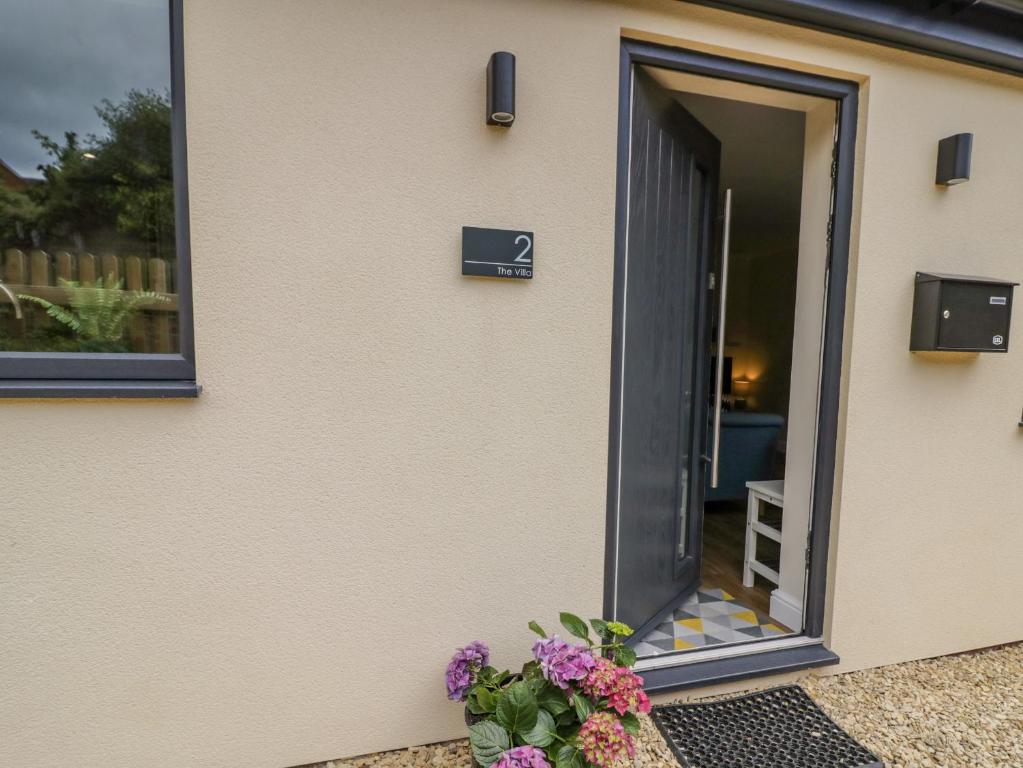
[[634, 587, 791, 658]]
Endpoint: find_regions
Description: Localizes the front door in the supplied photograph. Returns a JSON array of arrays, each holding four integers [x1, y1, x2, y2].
[[612, 68, 720, 638]]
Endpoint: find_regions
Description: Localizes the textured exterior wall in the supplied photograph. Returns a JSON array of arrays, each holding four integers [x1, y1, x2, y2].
[[2, 1, 1023, 767]]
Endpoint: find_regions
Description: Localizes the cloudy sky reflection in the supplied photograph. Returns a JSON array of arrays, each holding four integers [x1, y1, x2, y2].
[[0, 0, 169, 178]]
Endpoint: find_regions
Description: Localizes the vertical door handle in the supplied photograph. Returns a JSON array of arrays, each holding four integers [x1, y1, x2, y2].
[[710, 189, 733, 489]]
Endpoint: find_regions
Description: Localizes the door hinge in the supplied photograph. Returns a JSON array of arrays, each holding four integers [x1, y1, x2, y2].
[[709, 272, 716, 290], [805, 530, 813, 567]]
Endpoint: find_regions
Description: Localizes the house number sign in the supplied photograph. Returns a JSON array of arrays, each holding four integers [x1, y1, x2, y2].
[[461, 226, 533, 279]]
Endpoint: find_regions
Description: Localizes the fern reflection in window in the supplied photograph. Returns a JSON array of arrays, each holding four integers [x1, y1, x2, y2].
[[0, 0, 178, 354]]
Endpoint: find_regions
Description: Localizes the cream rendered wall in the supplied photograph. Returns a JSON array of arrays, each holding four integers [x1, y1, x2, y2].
[[2, 1, 1023, 767]]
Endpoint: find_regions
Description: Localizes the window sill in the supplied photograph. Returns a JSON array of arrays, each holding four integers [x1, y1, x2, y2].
[[0, 380, 201, 398], [641, 642, 839, 693]]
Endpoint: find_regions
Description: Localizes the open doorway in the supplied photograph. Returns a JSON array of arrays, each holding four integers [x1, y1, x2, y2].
[[605, 43, 856, 672]]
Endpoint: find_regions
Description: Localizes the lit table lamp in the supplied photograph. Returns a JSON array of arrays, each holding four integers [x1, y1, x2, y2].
[[733, 377, 751, 410]]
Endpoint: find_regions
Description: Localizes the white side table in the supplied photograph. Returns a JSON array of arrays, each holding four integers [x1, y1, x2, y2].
[[743, 479, 784, 589]]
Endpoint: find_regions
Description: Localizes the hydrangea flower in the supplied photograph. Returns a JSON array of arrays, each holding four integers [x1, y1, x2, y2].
[[445, 640, 489, 701], [532, 635, 596, 689], [606, 621, 633, 638], [493, 745, 551, 768], [579, 657, 651, 715], [578, 711, 635, 768]]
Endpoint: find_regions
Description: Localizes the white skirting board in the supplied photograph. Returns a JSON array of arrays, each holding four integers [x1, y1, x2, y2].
[[770, 588, 804, 631]]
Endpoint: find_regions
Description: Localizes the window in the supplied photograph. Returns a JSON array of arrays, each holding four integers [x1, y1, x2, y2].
[[0, 0, 195, 396]]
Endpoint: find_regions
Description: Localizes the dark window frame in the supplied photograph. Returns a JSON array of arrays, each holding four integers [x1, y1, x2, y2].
[[0, 0, 197, 398], [603, 38, 859, 688]]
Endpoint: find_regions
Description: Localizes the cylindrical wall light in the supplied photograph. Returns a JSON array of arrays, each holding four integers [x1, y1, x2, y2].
[[936, 133, 973, 185], [486, 52, 515, 126]]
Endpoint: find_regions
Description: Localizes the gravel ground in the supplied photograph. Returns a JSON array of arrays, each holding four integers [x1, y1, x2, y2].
[[312, 643, 1021, 768], [801, 643, 1023, 768]]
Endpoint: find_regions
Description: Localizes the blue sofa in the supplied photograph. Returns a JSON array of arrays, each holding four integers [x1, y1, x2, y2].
[[705, 411, 785, 503]]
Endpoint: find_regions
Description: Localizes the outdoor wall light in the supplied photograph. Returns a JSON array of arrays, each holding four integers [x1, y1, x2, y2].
[[936, 133, 973, 185], [486, 52, 515, 126]]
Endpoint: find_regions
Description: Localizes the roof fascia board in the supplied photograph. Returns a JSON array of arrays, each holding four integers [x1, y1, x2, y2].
[[681, 0, 1023, 77]]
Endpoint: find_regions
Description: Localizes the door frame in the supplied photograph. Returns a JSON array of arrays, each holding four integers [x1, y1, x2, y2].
[[603, 38, 859, 682]]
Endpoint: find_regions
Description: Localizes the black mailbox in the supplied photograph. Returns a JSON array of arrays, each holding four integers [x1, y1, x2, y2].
[[911, 272, 1018, 353]]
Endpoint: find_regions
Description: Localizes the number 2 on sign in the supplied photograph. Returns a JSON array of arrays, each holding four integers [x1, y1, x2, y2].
[[514, 234, 532, 264]]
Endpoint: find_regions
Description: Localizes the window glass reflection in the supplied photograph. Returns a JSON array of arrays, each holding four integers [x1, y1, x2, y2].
[[0, 0, 177, 353]]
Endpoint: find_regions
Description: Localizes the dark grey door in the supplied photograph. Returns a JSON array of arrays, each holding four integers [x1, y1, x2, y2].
[[614, 69, 720, 638]]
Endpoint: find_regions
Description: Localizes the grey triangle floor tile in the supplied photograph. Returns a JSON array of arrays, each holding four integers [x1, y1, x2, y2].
[[736, 626, 766, 638]]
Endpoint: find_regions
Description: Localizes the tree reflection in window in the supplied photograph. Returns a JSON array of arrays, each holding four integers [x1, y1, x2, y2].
[[0, 90, 176, 353]]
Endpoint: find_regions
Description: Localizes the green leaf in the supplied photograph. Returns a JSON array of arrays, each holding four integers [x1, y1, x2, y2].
[[555, 709, 577, 727], [476, 688, 497, 713], [468, 721, 511, 767], [555, 744, 585, 768], [589, 618, 610, 641], [536, 684, 571, 717], [619, 711, 640, 736], [495, 681, 539, 735], [466, 690, 488, 715], [573, 693, 593, 723], [528, 620, 547, 638], [558, 722, 581, 740], [559, 612, 591, 644], [520, 709, 557, 747], [522, 661, 543, 685], [613, 645, 637, 667]]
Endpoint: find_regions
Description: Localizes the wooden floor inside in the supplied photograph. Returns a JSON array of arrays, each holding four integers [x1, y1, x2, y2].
[[702, 501, 789, 629]]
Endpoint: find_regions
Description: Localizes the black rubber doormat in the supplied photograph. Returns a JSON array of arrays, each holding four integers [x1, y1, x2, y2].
[[651, 685, 884, 768]]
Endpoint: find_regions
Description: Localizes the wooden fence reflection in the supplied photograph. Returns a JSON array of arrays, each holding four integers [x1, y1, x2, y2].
[[2, 248, 178, 353]]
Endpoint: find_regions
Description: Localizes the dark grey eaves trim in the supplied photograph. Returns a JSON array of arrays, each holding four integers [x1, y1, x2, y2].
[[681, 0, 1023, 77], [0, 380, 201, 398], [642, 643, 840, 693]]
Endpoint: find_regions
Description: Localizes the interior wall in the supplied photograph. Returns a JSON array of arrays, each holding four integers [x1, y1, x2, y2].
[[677, 94, 805, 416], [726, 246, 798, 415]]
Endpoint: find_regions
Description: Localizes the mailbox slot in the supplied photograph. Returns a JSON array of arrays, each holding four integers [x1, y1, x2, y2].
[[910, 272, 1017, 353]]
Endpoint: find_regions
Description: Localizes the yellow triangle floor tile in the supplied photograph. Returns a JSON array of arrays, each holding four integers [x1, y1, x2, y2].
[[674, 638, 695, 650], [677, 617, 703, 632], [720, 590, 733, 600], [731, 610, 758, 625]]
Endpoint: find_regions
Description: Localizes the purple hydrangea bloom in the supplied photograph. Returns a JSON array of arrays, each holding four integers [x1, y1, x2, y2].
[[445, 641, 490, 701], [493, 746, 551, 768], [532, 635, 596, 690]]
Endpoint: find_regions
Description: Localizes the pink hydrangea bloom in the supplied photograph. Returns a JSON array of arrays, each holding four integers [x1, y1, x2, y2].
[[532, 635, 596, 690], [578, 712, 635, 768], [493, 745, 551, 768], [579, 656, 651, 715], [579, 656, 616, 698]]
